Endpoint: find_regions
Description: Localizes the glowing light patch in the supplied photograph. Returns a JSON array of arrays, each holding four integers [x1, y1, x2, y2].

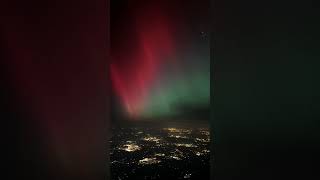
[[119, 143, 141, 152], [195, 138, 210, 143], [174, 143, 197, 148], [142, 136, 162, 143], [155, 153, 166, 157], [184, 173, 192, 179], [170, 156, 181, 160], [169, 135, 188, 139], [138, 158, 161, 165], [163, 128, 192, 134], [202, 149, 210, 153]]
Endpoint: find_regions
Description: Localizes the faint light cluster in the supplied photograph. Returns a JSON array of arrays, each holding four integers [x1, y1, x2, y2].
[[163, 128, 179, 132], [200, 130, 210, 136], [154, 153, 166, 157], [142, 136, 162, 143], [196, 149, 210, 156], [169, 149, 185, 160], [118, 143, 141, 152], [170, 156, 181, 160], [195, 137, 210, 143], [169, 134, 188, 139], [138, 158, 161, 165], [174, 143, 197, 148], [163, 128, 192, 134], [184, 173, 192, 179], [111, 160, 131, 165], [111, 160, 118, 164]]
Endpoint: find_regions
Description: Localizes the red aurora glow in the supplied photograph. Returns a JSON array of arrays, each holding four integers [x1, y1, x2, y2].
[[110, 4, 175, 117]]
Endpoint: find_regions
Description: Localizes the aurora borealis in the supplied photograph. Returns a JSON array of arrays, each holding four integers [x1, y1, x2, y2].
[[111, 0, 210, 120]]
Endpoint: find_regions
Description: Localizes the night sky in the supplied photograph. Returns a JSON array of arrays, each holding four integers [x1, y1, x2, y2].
[[111, 0, 210, 124]]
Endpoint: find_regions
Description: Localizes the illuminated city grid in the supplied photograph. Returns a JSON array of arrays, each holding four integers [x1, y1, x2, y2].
[[110, 127, 210, 179]]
